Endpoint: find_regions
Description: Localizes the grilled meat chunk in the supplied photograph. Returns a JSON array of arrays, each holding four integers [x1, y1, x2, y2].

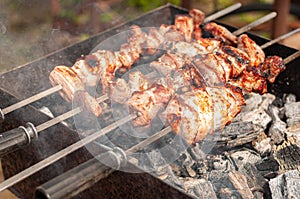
[[189, 8, 205, 40], [175, 15, 194, 42], [128, 84, 172, 126], [163, 89, 214, 145], [229, 67, 268, 94], [74, 91, 102, 117], [150, 53, 185, 76], [260, 55, 285, 83], [49, 65, 85, 102], [109, 78, 131, 104], [237, 34, 265, 67], [204, 22, 237, 44]]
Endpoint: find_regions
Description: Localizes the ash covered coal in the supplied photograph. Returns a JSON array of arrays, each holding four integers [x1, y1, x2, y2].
[[145, 92, 300, 199]]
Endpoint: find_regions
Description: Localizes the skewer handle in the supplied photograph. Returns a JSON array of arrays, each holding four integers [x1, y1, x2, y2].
[[0, 123, 37, 157], [35, 147, 126, 199]]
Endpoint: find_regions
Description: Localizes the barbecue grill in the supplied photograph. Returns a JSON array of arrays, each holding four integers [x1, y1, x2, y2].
[[0, 3, 300, 199]]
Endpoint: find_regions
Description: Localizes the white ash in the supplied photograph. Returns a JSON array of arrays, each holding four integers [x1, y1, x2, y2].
[[269, 170, 300, 199], [268, 105, 287, 144]]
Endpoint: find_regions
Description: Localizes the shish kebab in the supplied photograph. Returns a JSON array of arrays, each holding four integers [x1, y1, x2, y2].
[[49, 10, 281, 144], [1, 21, 300, 194], [0, 3, 243, 121], [0, 10, 281, 155], [0, 53, 299, 194]]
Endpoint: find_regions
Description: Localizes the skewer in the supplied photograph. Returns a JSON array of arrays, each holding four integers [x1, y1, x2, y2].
[[203, 3, 241, 23], [261, 27, 300, 49], [35, 126, 173, 199], [0, 113, 136, 192], [284, 50, 300, 65], [0, 11, 298, 192], [0, 4, 242, 121], [232, 12, 277, 36], [0, 85, 62, 120]]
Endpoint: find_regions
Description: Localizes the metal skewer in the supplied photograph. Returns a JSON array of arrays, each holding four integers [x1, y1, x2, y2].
[[203, 3, 241, 23], [0, 15, 299, 192], [232, 12, 277, 36], [284, 50, 300, 65], [0, 113, 136, 192], [35, 126, 173, 199], [0, 85, 62, 120], [0, 4, 242, 122], [261, 27, 300, 49]]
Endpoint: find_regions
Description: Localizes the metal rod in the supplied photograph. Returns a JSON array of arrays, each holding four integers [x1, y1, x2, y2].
[[35, 126, 173, 199], [126, 126, 172, 156], [233, 12, 277, 36], [36, 94, 109, 132], [2, 85, 62, 116], [261, 28, 300, 49], [284, 50, 300, 65], [203, 3, 242, 23], [0, 113, 136, 192]]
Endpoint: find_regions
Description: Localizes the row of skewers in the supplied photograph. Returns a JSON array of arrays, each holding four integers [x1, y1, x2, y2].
[[0, 3, 300, 195], [48, 8, 285, 145]]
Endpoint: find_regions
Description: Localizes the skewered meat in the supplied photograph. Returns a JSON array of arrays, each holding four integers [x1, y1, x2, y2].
[[74, 91, 102, 117], [175, 15, 194, 42], [109, 78, 131, 104], [189, 8, 205, 40], [203, 22, 237, 44], [150, 53, 185, 76], [237, 34, 265, 67], [128, 84, 173, 126], [49, 7, 287, 146], [109, 71, 150, 104], [259, 55, 285, 83], [163, 89, 214, 145], [49, 65, 85, 102], [229, 67, 268, 94]]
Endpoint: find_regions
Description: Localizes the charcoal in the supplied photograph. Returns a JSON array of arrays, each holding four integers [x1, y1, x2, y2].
[[252, 133, 272, 156], [211, 155, 235, 172], [216, 121, 262, 148], [242, 93, 263, 112], [161, 166, 183, 188], [269, 170, 300, 199], [286, 125, 300, 143], [255, 156, 280, 179], [229, 149, 262, 169], [228, 170, 254, 199], [188, 143, 207, 161], [146, 149, 168, 175], [238, 163, 268, 197], [240, 108, 272, 129], [286, 117, 300, 127], [283, 93, 297, 104], [260, 93, 276, 110], [268, 105, 286, 144], [285, 102, 300, 118], [182, 152, 197, 178], [233, 93, 274, 128], [273, 140, 300, 172], [208, 170, 238, 198], [182, 178, 217, 199], [209, 170, 252, 199]]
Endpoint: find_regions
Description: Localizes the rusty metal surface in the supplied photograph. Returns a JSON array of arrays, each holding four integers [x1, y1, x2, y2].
[[0, 3, 300, 199]]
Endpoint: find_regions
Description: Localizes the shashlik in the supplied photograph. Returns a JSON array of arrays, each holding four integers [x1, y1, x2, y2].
[[49, 8, 286, 145]]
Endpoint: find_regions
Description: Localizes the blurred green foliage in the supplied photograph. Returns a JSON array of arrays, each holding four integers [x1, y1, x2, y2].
[[127, 0, 181, 12]]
